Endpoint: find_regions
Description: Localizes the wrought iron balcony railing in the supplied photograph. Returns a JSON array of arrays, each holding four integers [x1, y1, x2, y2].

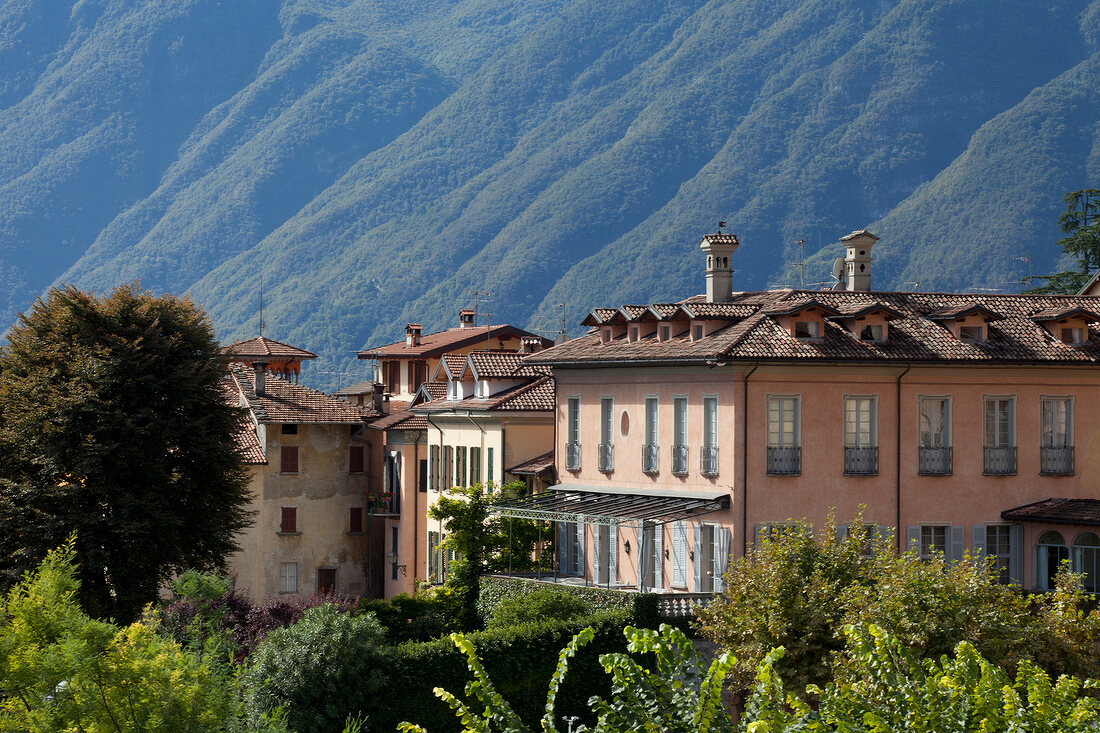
[[843, 446, 878, 475], [766, 446, 801, 475], [701, 446, 719, 476], [671, 444, 689, 475], [983, 446, 1017, 475], [918, 446, 952, 475], [1040, 446, 1074, 475], [598, 443, 615, 473], [565, 441, 581, 471], [642, 443, 659, 474]]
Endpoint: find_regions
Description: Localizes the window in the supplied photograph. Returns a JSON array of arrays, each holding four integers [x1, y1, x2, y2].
[[702, 396, 718, 475], [694, 524, 730, 592], [672, 397, 688, 474], [383, 361, 400, 392], [487, 447, 494, 484], [1040, 397, 1074, 475], [411, 361, 428, 392], [908, 525, 963, 564], [471, 447, 482, 484], [391, 527, 399, 581], [1073, 532, 1100, 593], [794, 320, 819, 339], [1061, 327, 1085, 345], [979, 525, 1014, 584], [918, 396, 952, 475], [559, 522, 582, 576], [348, 507, 363, 534], [920, 525, 946, 558], [637, 523, 662, 591], [766, 395, 800, 475], [983, 396, 1016, 474], [279, 563, 298, 594], [591, 522, 617, 587], [693, 324, 704, 341], [960, 325, 984, 343], [280, 445, 299, 473], [280, 506, 297, 534], [566, 397, 581, 470], [671, 521, 688, 588], [444, 446, 453, 489], [349, 445, 364, 474], [317, 568, 336, 596], [659, 325, 671, 341], [642, 396, 658, 473], [859, 324, 883, 341], [843, 396, 877, 474], [430, 445, 440, 491], [599, 397, 614, 472], [281, 423, 298, 435], [428, 531, 443, 583], [600, 328, 611, 344], [1037, 531, 1068, 590], [629, 326, 639, 342], [418, 458, 427, 493]]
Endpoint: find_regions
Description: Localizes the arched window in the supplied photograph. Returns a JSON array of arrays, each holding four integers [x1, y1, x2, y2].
[[1073, 532, 1100, 593], [1037, 531, 1068, 590]]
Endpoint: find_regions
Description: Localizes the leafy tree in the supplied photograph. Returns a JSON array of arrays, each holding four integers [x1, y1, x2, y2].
[[0, 283, 253, 622], [428, 481, 548, 630], [0, 540, 287, 733], [241, 604, 389, 733], [1027, 188, 1100, 293]]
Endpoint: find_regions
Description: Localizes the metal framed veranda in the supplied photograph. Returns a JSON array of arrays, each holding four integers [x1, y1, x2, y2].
[[488, 484, 730, 591]]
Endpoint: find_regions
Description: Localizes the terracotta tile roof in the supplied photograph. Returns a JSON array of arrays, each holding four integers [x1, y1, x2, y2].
[[222, 336, 317, 360], [1029, 306, 1100, 323], [507, 451, 555, 475], [700, 232, 740, 246], [465, 351, 526, 378], [513, 361, 552, 377], [368, 408, 428, 431], [357, 324, 550, 359], [440, 353, 468, 378], [528, 289, 1100, 367], [582, 308, 621, 326], [1001, 498, 1100, 526], [334, 380, 377, 396], [220, 379, 267, 464], [229, 367, 377, 424], [678, 302, 759, 319], [416, 376, 555, 413], [423, 382, 447, 400]]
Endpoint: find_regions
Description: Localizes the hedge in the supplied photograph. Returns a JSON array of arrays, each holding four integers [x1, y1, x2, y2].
[[476, 576, 660, 629], [368, 610, 632, 732]]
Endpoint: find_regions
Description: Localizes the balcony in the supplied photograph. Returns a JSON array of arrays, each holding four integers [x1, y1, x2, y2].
[[983, 446, 1017, 475], [565, 442, 581, 471], [766, 446, 801, 475], [701, 446, 719, 476], [642, 443, 659, 474], [843, 446, 878, 475], [671, 444, 689, 475], [366, 491, 398, 516], [598, 443, 614, 473], [1040, 446, 1075, 475], [918, 446, 952, 475]]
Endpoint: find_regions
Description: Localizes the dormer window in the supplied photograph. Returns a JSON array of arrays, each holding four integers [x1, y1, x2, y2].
[[1061, 327, 1085, 345], [794, 321, 819, 339], [629, 326, 640, 342], [960, 325, 984, 343], [601, 328, 611, 344], [693, 324, 704, 341], [659, 325, 671, 341], [859, 324, 883, 342]]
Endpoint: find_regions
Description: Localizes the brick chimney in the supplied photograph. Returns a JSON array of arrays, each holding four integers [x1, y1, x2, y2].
[[253, 360, 268, 396], [519, 336, 543, 354], [372, 382, 385, 413], [699, 233, 740, 303], [841, 230, 878, 292], [405, 323, 422, 347], [459, 309, 476, 328]]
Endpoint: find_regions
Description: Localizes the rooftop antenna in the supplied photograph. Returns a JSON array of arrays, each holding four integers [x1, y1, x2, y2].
[[470, 289, 492, 317], [558, 302, 568, 338], [258, 268, 265, 337], [790, 239, 806, 289], [482, 312, 494, 350], [1015, 255, 1033, 288], [903, 281, 921, 292]]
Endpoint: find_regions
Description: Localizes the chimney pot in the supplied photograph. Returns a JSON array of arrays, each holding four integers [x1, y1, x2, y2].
[[405, 323, 422, 347], [253, 361, 268, 396], [459, 309, 476, 328], [372, 382, 385, 413]]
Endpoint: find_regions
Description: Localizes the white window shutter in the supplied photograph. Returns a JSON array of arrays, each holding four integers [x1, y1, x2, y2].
[[1010, 525, 1023, 584], [591, 523, 600, 582], [950, 525, 965, 565], [837, 524, 849, 540], [654, 526, 663, 589], [714, 528, 731, 593], [636, 522, 644, 590], [906, 526, 920, 553], [971, 526, 986, 560], [559, 523, 568, 574], [754, 524, 765, 548], [693, 524, 702, 591], [672, 522, 686, 587], [609, 523, 618, 585], [877, 525, 892, 546]]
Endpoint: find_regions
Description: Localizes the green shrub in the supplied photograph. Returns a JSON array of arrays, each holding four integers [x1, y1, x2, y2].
[[359, 588, 459, 643], [488, 586, 592, 628], [242, 604, 389, 733], [477, 576, 658, 628]]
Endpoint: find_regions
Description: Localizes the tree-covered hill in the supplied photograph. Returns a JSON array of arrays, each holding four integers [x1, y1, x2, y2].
[[2, 0, 1098, 389]]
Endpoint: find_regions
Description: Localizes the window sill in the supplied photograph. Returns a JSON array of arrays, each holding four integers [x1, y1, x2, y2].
[[917, 470, 952, 476], [843, 471, 879, 477], [1039, 470, 1075, 477], [279, 471, 299, 475], [766, 471, 801, 477], [982, 471, 1017, 477], [345, 531, 366, 536], [642, 468, 660, 476], [277, 531, 301, 536], [671, 470, 689, 477]]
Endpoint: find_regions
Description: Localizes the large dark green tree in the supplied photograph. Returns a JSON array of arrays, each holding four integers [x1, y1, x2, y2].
[[1028, 189, 1100, 293], [0, 283, 253, 622]]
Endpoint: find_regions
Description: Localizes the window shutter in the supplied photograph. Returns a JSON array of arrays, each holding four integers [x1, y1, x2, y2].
[[349, 507, 363, 533], [487, 447, 494, 484], [837, 524, 849, 540], [558, 523, 568, 575], [906, 526, 920, 553], [428, 532, 438, 582], [693, 524, 702, 592], [877, 525, 892, 546], [349, 445, 364, 473], [654, 526, 663, 589], [672, 522, 686, 588], [636, 522, 645, 590], [971, 526, 986, 560], [609, 523, 618, 585], [280, 506, 296, 533], [754, 524, 765, 548], [950, 525, 965, 564], [1009, 525, 1023, 584], [591, 523, 600, 583], [714, 528, 731, 593], [281, 446, 299, 473]]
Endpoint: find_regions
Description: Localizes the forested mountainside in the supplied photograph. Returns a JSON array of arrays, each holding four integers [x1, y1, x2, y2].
[[2, 0, 1099, 389]]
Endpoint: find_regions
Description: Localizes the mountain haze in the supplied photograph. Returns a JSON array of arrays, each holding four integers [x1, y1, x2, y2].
[[2, 0, 1098, 388]]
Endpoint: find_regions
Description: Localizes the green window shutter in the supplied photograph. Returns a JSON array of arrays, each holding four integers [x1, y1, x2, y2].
[[471, 447, 481, 484], [487, 447, 494, 484]]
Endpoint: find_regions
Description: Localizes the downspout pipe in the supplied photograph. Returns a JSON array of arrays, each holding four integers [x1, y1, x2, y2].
[[741, 362, 759, 558], [896, 364, 911, 553]]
